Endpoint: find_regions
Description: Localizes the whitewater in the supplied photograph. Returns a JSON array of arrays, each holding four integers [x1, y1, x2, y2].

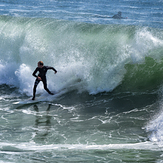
[[0, 0, 163, 162]]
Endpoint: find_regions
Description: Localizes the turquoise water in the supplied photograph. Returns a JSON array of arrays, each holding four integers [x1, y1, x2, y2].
[[0, 0, 163, 162]]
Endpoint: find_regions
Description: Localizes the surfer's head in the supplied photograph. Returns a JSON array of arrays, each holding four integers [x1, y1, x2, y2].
[[118, 11, 122, 16], [38, 61, 44, 67]]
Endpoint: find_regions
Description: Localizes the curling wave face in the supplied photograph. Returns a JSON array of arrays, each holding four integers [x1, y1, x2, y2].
[[0, 16, 163, 95]]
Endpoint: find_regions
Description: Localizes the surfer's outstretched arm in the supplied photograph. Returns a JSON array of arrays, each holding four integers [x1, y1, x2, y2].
[[47, 66, 57, 74]]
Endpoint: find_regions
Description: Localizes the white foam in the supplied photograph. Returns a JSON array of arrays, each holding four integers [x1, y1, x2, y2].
[[130, 28, 163, 63], [15, 64, 34, 95], [0, 141, 160, 152], [146, 87, 163, 145]]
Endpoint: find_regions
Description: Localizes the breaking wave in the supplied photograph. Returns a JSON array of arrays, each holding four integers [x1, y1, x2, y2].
[[0, 16, 163, 95]]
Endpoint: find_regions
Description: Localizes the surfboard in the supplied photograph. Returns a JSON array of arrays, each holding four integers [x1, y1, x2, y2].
[[13, 96, 47, 105], [13, 89, 67, 106]]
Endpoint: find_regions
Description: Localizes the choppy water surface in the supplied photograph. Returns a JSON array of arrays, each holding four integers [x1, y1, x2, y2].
[[0, 0, 163, 162]]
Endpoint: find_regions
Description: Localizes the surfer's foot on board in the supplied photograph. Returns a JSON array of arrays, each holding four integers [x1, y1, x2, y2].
[[32, 92, 53, 100]]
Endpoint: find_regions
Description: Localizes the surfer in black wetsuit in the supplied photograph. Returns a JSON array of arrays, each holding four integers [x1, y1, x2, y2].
[[112, 11, 127, 19], [32, 61, 57, 100]]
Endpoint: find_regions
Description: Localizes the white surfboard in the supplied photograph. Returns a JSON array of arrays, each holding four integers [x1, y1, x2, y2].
[[13, 96, 47, 105], [13, 89, 67, 106]]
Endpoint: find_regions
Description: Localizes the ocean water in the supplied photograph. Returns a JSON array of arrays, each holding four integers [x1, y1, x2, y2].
[[0, 0, 163, 162]]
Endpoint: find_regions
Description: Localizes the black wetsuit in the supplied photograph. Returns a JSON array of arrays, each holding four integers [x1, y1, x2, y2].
[[32, 66, 57, 100]]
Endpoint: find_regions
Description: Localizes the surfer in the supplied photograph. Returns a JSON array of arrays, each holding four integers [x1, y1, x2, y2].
[[112, 11, 127, 19], [32, 61, 57, 100]]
